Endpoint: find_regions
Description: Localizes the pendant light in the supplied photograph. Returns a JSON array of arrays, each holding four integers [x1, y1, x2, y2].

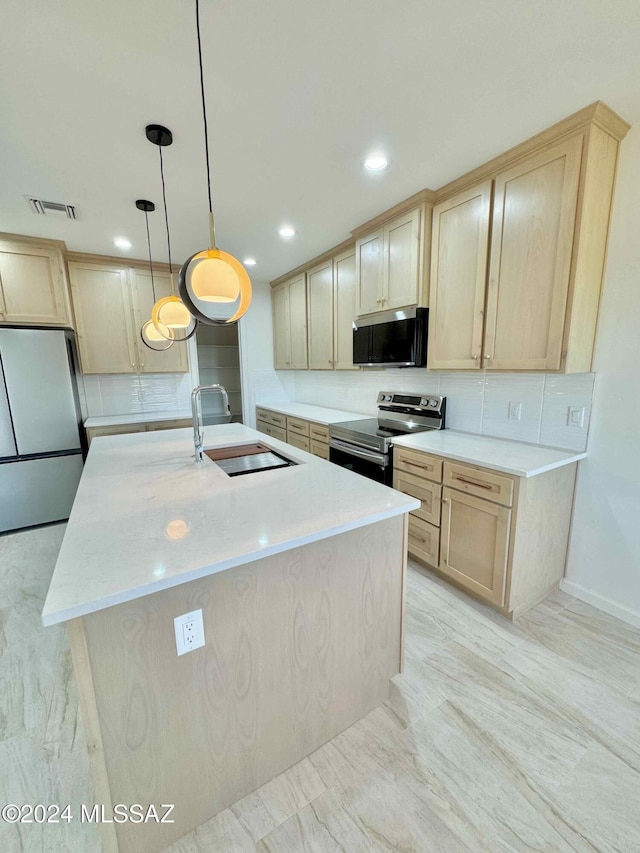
[[137, 199, 175, 352], [146, 124, 198, 341], [178, 0, 252, 325]]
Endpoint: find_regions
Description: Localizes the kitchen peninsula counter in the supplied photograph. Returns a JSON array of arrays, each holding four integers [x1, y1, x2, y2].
[[42, 423, 416, 853]]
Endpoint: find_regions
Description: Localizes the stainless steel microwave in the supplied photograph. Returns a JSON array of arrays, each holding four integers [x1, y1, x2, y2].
[[352, 307, 428, 367]]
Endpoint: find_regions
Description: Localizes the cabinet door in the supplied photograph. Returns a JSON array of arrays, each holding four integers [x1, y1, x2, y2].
[[383, 207, 421, 310], [130, 269, 189, 374], [429, 183, 492, 369], [333, 247, 356, 369], [356, 230, 383, 315], [307, 260, 334, 369], [288, 275, 308, 369], [440, 487, 511, 607], [0, 242, 70, 326], [272, 283, 290, 369], [69, 262, 138, 374], [484, 137, 582, 370]]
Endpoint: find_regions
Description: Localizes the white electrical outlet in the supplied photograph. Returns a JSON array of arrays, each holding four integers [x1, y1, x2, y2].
[[567, 406, 586, 428], [507, 402, 522, 421], [174, 609, 205, 656]]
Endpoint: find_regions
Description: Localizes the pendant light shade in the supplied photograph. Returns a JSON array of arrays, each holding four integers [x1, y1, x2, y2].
[[136, 198, 175, 352], [178, 0, 252, 325], [179, 246, 252, 325], [145, 123, 198, 342], [141, 319, 174, 351]]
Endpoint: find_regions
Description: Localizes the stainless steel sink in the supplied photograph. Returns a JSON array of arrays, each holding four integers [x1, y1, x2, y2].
[[205, 445, 297, 477]]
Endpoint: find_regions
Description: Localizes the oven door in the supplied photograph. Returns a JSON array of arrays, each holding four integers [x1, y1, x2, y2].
[[329, 437, 392, 485]]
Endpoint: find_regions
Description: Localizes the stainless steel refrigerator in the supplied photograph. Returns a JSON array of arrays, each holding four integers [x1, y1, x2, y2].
[[0, 327, 85, 533]]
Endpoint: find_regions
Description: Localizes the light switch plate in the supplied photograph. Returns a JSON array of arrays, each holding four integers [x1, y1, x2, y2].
[[567, 406, 586, 428], [507, 402, 522, 421], [174, 609, 205, 656]]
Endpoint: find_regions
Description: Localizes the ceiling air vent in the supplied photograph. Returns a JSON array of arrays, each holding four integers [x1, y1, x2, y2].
[[25, 197, 77, 219]]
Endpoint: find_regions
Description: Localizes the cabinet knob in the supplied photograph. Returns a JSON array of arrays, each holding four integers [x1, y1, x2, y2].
[[442, 497, 448, 504], [485, 354, 492, 360], [472, 354, 479, 360]]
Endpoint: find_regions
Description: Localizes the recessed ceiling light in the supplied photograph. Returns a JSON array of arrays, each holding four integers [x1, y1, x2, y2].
[[279, 225, 295, 238], [243, 257, 257, 266], [364, 154, 389, 172], [113, 236, 132, 250]]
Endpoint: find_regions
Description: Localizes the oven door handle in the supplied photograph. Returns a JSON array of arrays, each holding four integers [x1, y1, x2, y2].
[[329, 438, 388, 466]]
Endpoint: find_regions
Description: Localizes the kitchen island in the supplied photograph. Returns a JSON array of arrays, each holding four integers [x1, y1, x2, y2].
[[42, 423, 417, 853]]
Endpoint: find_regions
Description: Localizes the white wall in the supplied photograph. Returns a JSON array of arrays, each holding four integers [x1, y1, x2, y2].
[[238, 281, 293, 428], [563, 124, 640, 626]]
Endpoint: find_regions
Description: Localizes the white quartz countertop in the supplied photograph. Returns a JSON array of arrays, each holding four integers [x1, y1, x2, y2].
[[84, 411, 192, 428], [42, 423, 418, 626], [256, 401, 370, 425], [391, 430, 586, 478]]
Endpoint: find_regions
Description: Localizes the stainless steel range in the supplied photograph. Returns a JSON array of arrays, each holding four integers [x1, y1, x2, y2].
[[329, 392, 446, 485]]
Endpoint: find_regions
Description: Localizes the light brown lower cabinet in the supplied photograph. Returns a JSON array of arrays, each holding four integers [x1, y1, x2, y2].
[[394, 446, 577, 618], [86, 418, 191, 446], [440, 487, 511, 607], [255, 408, 330, 460]]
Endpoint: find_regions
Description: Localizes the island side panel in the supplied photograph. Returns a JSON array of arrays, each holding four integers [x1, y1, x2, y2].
[[65, 618, 118, 853], [78, 514, 405, 853]]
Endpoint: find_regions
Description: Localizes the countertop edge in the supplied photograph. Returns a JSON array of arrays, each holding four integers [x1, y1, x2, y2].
[[391, 435, 586, 478], [41, 499, 419, 627], [255, 401, 369, 425]]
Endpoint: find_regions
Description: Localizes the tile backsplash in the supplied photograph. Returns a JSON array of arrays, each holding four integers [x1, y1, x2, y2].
[[256, 368, 594, 452], [82, 373, 192, 418]]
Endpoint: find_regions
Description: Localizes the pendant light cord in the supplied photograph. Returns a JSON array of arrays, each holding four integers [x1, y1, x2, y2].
[[195, 0, 216, 248], [144, 209, 157, 302], [158, 145, 173, 277]]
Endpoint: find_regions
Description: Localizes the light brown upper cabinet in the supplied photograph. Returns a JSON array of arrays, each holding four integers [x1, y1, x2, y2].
[[69, 261, 189, 375], [0, 239, 72, 327], [355, 205, 428, 316], [484, 137, 582, 370], [129, 269, 189, 374], [69, 262, 138, 374], [272, 274, 308, 369], [305, 245, 357, 371], [333, 247, 356, 369], [429, 181, 492, 369], [429, 103, 627, 373], [307, 259, 334, 369]]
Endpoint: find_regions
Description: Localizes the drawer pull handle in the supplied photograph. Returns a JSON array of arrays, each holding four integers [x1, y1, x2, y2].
[[409, 534, 427, 545], [454, 476, 493, 490], [405, 461, 430, 471]]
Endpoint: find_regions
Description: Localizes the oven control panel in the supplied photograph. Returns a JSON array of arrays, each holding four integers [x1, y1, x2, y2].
[[376, 392, 444, 413]]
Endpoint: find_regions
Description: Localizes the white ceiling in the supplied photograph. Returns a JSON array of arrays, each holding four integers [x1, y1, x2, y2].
[[1, 0, 640, 283]]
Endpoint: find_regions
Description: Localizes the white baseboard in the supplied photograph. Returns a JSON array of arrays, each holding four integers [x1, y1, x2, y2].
[[560, 579, 640, 629]]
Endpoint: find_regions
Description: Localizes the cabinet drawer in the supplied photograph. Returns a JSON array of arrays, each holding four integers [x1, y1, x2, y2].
[[269, 424, 287, 442], [394, 470, 442, 527], [394, 447, 443, 483], [256, 408, 287, 428], [443, 461, 514, 507], [310, 439, 330, 460], [407, 516, 440, 567], [146, 418, 191, 432], [287, 416, 310, 437], [256, 419, 271, 436], [288, 433, 310, 452], [309, 422, 329, 443]]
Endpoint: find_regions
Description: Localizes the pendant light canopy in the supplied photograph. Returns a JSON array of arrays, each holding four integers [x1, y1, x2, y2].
[[146, 124, 198, 342], [178, 0, 252, 325], [136, 199, 175, 352]]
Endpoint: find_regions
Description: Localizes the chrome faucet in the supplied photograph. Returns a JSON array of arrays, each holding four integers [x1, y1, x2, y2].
[[191, 384, 231, 463]]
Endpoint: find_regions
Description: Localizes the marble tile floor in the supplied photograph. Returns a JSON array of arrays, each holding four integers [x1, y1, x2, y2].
[[1, 523, 639, 852]]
